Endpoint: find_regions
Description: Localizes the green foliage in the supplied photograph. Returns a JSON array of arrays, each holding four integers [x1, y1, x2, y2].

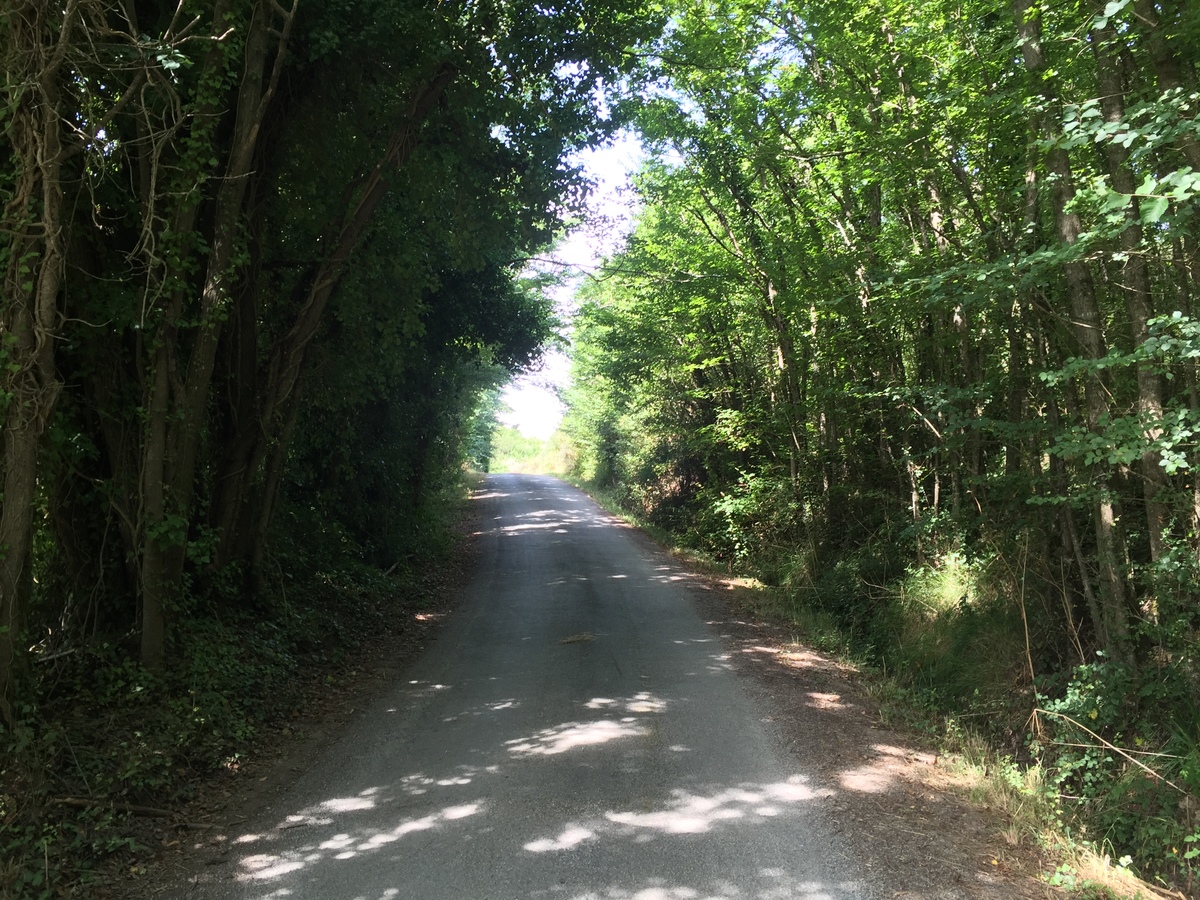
[[1043, 314, 1200, 473], [1032, 654, 1199, 885], [489, 426, 576, 474], [2, 0, 665, 892], [561, 0, 1200, 889], [1, 485, 465, 895]]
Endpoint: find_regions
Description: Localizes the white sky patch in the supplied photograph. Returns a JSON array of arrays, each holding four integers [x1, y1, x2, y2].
[[500, 132, 644, 439], [499, 365, 566, 440]]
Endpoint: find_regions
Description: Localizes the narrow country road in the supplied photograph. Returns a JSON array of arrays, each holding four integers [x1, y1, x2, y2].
[[184, 474, 878, 899]]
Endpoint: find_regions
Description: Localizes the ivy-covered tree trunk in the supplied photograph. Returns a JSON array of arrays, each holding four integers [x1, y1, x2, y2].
[[131, 0, 293, 668], [0, 0, 75, 724]]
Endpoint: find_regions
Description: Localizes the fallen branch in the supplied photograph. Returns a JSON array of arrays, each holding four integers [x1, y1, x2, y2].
[[56, 796, 229, 830], [56, 797, 172, 818], [1034, 709, 1188, 794]]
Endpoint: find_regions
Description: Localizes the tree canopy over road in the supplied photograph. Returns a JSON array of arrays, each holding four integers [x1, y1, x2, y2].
[[4, 0, 1200, 893]]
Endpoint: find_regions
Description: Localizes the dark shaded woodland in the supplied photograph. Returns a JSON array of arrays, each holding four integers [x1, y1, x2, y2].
[[0, 0, 655, 891]]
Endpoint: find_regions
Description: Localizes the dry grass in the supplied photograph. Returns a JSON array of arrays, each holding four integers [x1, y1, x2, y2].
[[943, 728, 1187, 899]]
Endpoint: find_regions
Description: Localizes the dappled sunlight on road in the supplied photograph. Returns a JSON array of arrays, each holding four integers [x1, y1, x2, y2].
[[506, 717, 648, 756], [191, 477, 886, 899], [441, 697, 521, 723], [518, 778, 832, 850], [507, 690, 668, 755], [234, 797, 486, 883], [318, 794, 377, 813], [472, 487, 619, 538], [469, 480, 640, 541], [217, 759, 861, 899], [548, 871, 857, 900], [604, 778, 829, 837], [501, 519, 583, 533], [585, 692, 668, 713], [211, 678, 869, 898], [396, 765, 499, 795], [705, 651, 736, 675], [513, 759, 831, 861], [524, 824, 597, 852]]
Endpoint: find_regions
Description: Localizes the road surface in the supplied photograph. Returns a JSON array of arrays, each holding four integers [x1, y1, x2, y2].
[[186, 474, 878, 899]]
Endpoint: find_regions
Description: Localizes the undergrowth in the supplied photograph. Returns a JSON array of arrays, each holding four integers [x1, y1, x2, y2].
[[0, 486, 470, 898], [792, 552, 1199, 899]]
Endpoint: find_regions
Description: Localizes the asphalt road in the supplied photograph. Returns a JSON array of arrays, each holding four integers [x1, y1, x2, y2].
[[189, 474, 878, 900]]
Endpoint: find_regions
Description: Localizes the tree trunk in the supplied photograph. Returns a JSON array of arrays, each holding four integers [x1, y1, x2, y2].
[[1133, 0, 1200, 170], [696, 149, 809, 481], [130, 0, 294, 666], [0, 0, 76, 724], [1091, 21, 1169, 569], [1014, 0, 1133, 662], [215, 64, 457, 579]]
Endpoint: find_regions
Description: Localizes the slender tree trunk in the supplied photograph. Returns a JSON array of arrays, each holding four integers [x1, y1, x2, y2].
[[1005, 301, 1026, 477], [132, 0, 295, 667], [1091, 22, 1169, 569], [1134, 0, 1200, 170], [1014, 0, 1133, 662], [217, 64, 457, 579], [694, 157, 810, 480], [209, 282, 263, 573], [138, 336, 175, 670]]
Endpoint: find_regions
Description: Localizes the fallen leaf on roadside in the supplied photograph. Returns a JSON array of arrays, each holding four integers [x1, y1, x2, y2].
[[559, 632, 595, 644]]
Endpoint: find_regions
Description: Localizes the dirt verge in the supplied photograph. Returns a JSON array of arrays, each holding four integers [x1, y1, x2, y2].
[[673, 554, 1061, 900]]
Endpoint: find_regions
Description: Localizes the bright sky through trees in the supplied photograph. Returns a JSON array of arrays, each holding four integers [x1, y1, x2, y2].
[[500, 133, 644, 438]]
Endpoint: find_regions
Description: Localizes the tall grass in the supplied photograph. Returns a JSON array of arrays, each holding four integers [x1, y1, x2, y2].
[[489, 427, 575, 474]]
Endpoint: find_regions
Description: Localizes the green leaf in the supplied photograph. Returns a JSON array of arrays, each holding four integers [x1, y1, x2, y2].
[[1141, 196, 1169, 223]]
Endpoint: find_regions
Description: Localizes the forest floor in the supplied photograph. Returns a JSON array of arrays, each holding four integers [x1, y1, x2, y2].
[[111, 489, 1077, 900]]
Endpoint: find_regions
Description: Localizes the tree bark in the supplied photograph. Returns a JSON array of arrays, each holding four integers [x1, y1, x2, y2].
[[1091, 22, 1169, 570], [132, 0, 294, 668], [1133, 0, 1200, 170], [214, 64, 457, 578], [0, 0, 77, 724], [1014, 0, 1133, 662]]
